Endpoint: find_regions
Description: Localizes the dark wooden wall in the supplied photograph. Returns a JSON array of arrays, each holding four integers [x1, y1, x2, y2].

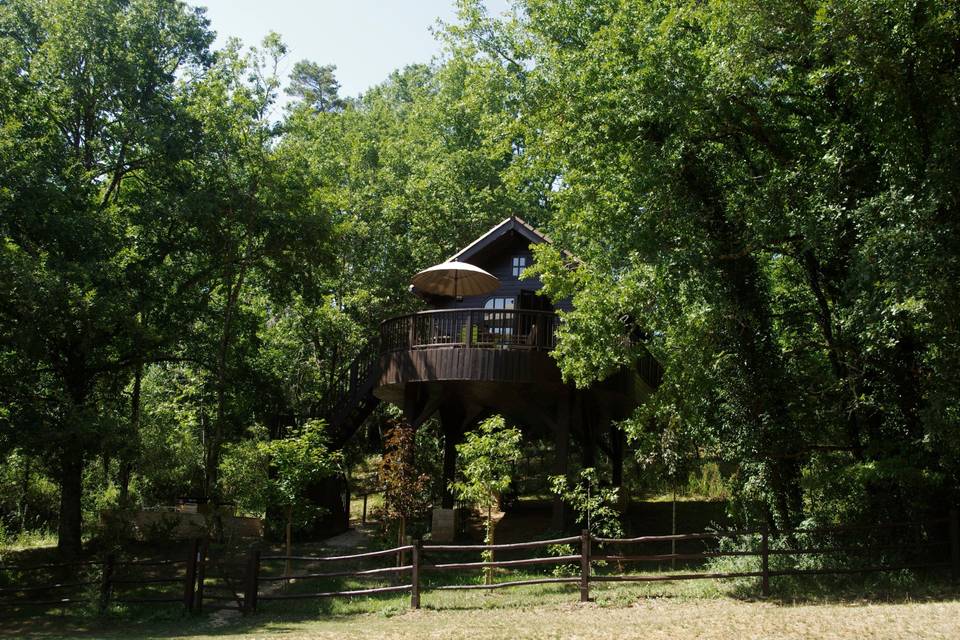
[[430, 230, 571, 312], [375, 347, 565, 404]]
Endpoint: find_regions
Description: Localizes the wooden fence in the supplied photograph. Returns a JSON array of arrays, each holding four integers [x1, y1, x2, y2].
[[239, 509, 960, 612], [0, 539, 204, 614], [3, 510, 958, 616]]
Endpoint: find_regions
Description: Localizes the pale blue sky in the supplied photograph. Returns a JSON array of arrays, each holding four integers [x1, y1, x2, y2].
[[188, 1, 510, 99]]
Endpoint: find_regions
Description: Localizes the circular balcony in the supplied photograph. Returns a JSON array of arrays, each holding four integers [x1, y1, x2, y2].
[[374, 308, 564, 401]]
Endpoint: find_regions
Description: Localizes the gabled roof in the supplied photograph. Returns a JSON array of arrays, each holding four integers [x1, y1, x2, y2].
[[449, 216, 553, 262]]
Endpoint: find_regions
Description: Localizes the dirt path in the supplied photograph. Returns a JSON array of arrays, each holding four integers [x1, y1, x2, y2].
[[206, 524, 380, 627]]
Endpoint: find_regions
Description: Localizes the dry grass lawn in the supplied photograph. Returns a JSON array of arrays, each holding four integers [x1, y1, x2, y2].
[[198, 599, 960, 640], [6, 598, 959, 640]]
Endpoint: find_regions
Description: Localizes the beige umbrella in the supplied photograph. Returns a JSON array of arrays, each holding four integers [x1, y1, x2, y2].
[[411, 260, 499, 298]]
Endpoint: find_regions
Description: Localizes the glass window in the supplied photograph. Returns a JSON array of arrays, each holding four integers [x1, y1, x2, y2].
[[512, 256, 527, 278], [484, 297, 515, 310]]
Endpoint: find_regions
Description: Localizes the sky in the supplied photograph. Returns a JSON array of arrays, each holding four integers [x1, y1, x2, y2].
[[187, 0, 511, 100]]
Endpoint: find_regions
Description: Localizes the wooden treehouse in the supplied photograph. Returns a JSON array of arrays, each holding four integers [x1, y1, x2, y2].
[[318, 217, 662, 538]]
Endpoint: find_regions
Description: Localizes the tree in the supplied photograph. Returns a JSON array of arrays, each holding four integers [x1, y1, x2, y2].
[[176, 33, 334, 503], [378, 419, 431, 552], [219, 420, 338, 574], [450, 415, 521, 584], [0, 0, 212, 556], [264, 421, 339, 575], [451, 0, 960, 529], [286, 60, 345, 112], [550, 468, 623, 540]]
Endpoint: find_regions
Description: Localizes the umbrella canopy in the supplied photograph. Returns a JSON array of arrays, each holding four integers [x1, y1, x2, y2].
[[411, 261, 499, 298]]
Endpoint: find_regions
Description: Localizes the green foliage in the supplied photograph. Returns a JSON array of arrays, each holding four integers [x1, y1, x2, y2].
[[2, 0, 958, 558], [451, 416, 522, 516], [263, 420, 340, 523], [0, 0, 214, 554], [220, 420, 339, 529], [451, 0, 960, 529], [685, 463, 729, 502], [549, 468, 623, 539], [218, 427, 271, 517], [286, 60, 346, 112], [0, 450, 58, 535]]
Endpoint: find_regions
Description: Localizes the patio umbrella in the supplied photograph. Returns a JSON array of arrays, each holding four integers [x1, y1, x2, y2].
[[411, 260, 499, 298]]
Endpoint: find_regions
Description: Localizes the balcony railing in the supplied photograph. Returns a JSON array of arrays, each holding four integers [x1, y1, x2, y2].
[[379, 308, 559, 353]]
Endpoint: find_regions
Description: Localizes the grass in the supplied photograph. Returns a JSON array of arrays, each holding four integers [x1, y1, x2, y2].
[[3, 576, 959, 639], [348, 492, 384, 525], [0, 529, 59, 554]]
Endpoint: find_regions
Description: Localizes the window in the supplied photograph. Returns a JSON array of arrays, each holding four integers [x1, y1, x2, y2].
[[512, 256, 527, 278], [484, 297, 515, 310], [483, 297, 515, 336]]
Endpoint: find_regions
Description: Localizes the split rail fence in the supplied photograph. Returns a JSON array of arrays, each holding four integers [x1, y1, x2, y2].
[[3, 510, 959, 616]]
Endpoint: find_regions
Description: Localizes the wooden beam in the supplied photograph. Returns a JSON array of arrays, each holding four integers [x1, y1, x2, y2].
[[552, 390, 571, 531]]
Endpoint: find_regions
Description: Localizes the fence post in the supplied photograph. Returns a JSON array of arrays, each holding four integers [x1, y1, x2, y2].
[[950, 508, 959, 583], [362, 493, 368, 525], [98, 552, 115, 614], [579, 529, 590, 603], [183, 538, 199, 613], [410, 539, 421, 610], [243, 544, 260, 615], [761, 524, 770, 598]]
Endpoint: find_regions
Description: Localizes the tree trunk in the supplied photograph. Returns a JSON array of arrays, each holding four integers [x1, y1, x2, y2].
[[205, 263, 248, 504], [57, 453, 84, 558], [285, 505, 293, 578], [19, 455, 31, 532], [397, 516, 406, 567], [119, 361, 142, 505], [682, 152, 804, 527]]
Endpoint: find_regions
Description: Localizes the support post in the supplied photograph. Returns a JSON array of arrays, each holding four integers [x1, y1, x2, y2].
[[411, 538, 421, 610], [98, 552, 115, 614], [439, 403, 465, 509], [950, 508, 959, 583], [610, 424, 624, 494], [580, 529, 591, 603], [761, 524, 770, 598], [243, 544, 260, 614], [552, 392, 571, 531], [183, 538, 199, 613], [362, 493, 368, 525]]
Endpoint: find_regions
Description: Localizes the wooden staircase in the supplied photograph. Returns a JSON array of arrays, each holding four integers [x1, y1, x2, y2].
[[319, 341, 382, 449]]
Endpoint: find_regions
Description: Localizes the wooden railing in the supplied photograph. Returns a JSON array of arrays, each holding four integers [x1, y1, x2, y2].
[[379, 308, 559, 353], [318, 341, 379, 422]]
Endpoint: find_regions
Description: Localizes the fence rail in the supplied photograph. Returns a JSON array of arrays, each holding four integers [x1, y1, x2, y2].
[[3, 510, 959, 616], [234, 508, 960, 611]]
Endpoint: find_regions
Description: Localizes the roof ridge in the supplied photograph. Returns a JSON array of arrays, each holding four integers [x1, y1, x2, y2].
[[448, 216, 550, 262]]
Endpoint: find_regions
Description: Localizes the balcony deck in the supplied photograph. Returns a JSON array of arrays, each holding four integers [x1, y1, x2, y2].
[[374, 309, 564, 402]]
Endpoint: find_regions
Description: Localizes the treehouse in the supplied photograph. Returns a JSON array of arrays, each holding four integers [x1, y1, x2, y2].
[[319, 217, 662, 537]]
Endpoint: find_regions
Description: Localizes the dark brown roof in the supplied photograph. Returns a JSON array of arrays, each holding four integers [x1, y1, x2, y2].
[[448, 216, 557, 262]]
